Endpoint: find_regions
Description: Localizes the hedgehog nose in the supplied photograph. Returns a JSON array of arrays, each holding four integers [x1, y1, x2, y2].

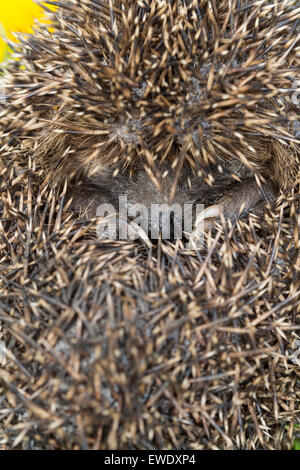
[[158, 211, 175, 237], [148, 209, 181, 240]]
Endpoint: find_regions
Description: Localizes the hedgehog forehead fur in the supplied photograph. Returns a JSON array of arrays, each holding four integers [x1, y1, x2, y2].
[[1, 0, 300, 188]]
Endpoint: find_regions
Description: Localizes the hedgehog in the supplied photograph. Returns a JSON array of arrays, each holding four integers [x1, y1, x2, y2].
[[0, 0, 300, 451], [1, 0, 299, 240], [0, 140, 300, 450]]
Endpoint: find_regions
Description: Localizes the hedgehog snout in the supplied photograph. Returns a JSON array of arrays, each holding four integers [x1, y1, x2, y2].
[[71, 166, 278, 244]]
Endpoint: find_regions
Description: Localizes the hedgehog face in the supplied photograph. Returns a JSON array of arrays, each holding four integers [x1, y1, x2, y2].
[[71, 161, 276, 241]]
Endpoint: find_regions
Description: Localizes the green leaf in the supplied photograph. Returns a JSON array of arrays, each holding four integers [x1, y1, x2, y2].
[[294, 440, 300, 450]]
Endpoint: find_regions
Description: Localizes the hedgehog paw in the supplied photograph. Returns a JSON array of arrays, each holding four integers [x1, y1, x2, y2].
[[192, 178, 277, 238]]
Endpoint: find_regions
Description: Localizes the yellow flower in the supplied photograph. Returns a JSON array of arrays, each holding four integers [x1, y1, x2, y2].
[[0, 0, 56, 63]]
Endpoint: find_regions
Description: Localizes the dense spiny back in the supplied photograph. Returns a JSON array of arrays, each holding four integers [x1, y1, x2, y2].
[[1, 0, 300, 184], [1, 1, 300, 450]]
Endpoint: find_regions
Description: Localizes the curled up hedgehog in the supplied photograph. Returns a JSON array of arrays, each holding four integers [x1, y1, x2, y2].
[[1, 0, 300, 451], [1, 0, 300, 242]]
